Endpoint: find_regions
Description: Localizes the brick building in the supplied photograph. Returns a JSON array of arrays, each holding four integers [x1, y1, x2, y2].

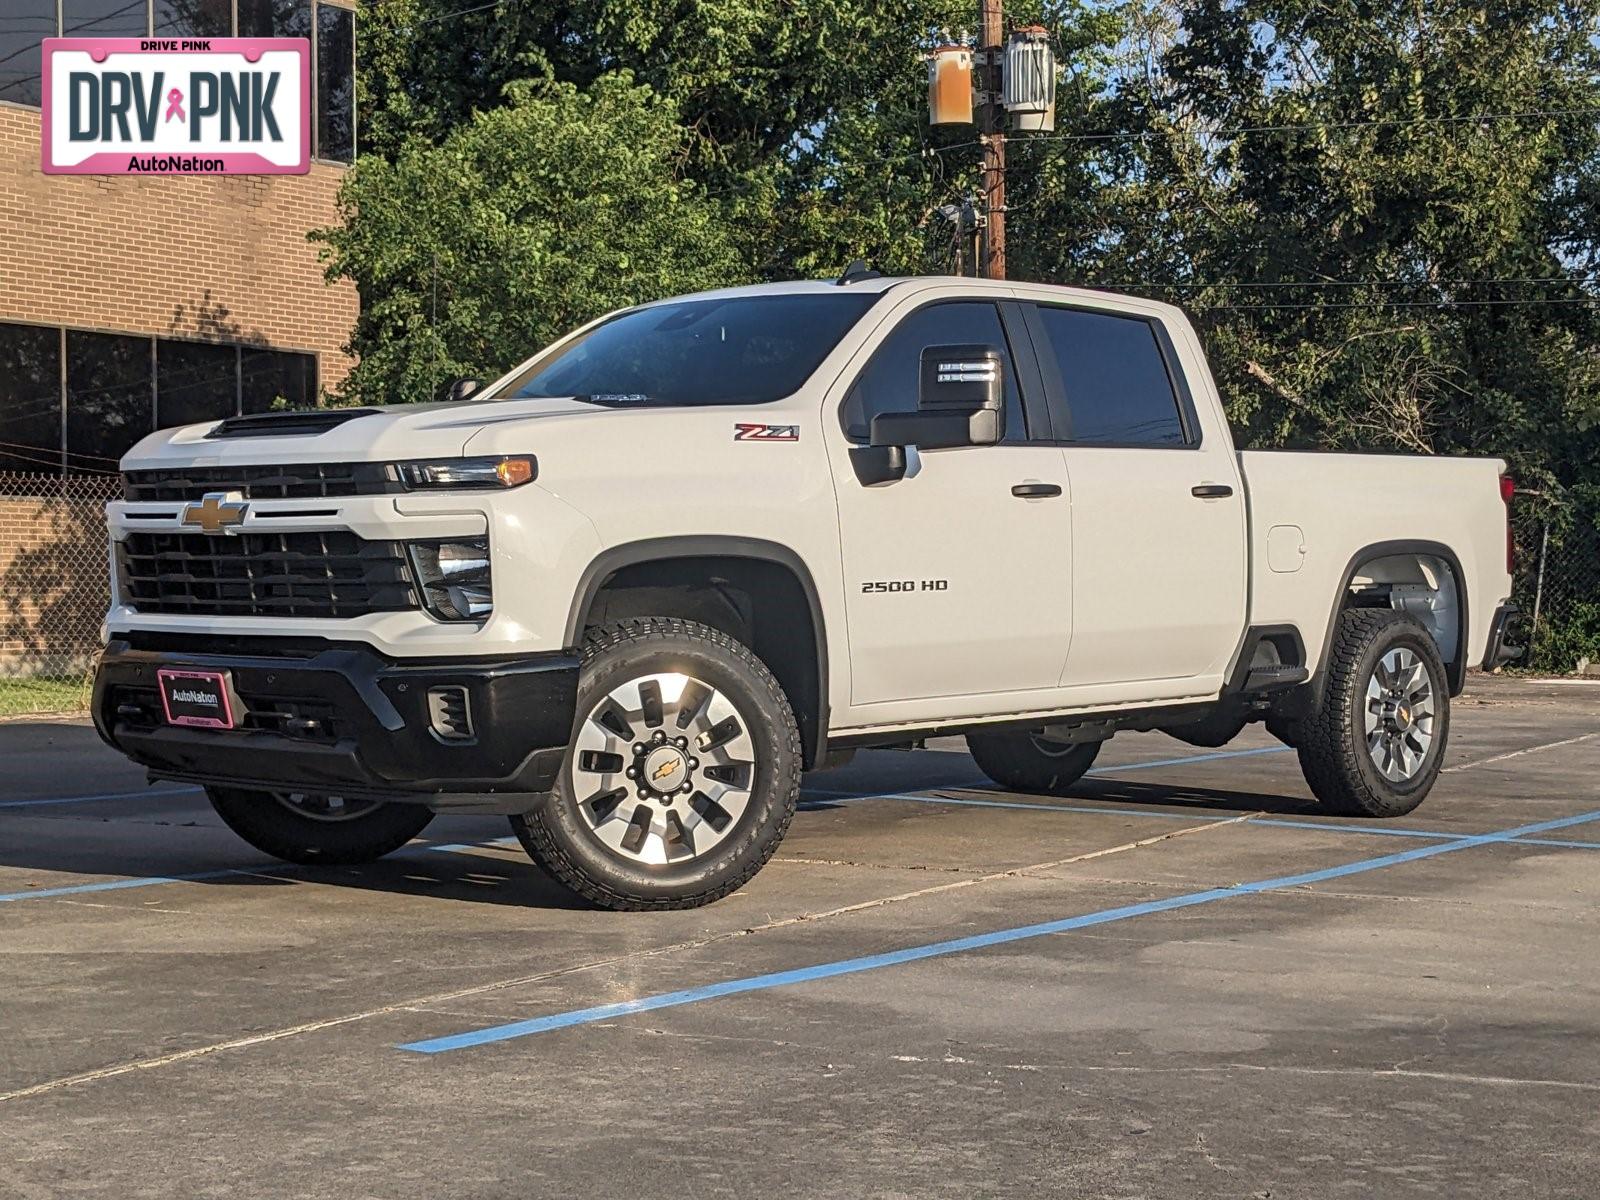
[[0, 0, 359, 687], [0, 0, 359, 477]]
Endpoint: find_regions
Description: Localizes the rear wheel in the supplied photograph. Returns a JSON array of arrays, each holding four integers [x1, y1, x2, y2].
[[966, 730, 1104, 795], [1297, 609, 1450, 817], [513, 618, 801, 911], [205, 787, 434, 864]]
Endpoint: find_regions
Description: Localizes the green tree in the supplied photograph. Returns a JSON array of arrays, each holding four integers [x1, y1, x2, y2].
[[314, 74, 742, 402]]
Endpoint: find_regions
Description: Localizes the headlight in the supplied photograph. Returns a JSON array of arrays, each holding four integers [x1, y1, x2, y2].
[[409, 538, 492, 621], [398, 455, 536, 490]]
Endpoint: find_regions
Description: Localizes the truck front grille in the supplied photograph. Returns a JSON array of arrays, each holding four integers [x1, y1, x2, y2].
[[122, 462, 401, 502], [117, 531, 419, 619]]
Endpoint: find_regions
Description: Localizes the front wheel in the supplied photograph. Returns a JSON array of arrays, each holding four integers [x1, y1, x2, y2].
[[1296, 609, 1450, 817], [966, 730, 1104, 795], [206, 787, 434, 864], [512, 618, 802, 911]]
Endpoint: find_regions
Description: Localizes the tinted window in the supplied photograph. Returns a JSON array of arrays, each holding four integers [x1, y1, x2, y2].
[[0, 0, 56, 107], [241, 347, 317, 413], [157, 339, 238, 428], [316, 2, 354, 161], [154, 0, 234, 37], [504, 294, 877, 408], [238, 0, 310, 37], [67, 331, 153, 468], [0, 324, 63, 472], [841, 302, 1026, 443], [1035, 307, 1187, 446], [62, 0, 149, 36]]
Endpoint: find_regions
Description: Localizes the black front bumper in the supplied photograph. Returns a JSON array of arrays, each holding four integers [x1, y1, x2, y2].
[[93, 636, 579, 807]]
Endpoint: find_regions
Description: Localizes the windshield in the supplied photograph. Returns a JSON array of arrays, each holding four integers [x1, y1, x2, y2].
[[496, 292, 879, 407]]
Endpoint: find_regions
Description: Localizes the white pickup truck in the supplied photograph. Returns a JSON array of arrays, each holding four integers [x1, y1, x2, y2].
[[94, 271, 1522, 909]]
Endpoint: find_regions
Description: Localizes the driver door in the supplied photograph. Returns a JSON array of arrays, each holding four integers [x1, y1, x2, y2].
[[827, 298, 1074, 715]]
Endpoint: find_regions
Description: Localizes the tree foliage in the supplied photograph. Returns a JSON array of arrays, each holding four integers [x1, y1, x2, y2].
[[322, 0, 1600, 550], [315, 74, 741, 400]]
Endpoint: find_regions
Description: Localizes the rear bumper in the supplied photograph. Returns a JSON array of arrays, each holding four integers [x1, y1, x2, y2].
[[92, 636, 579, 806], [1482, 603, 1526, 669]]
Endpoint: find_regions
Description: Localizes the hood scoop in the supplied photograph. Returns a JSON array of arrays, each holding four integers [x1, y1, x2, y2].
[[207, 408, 382, 439]]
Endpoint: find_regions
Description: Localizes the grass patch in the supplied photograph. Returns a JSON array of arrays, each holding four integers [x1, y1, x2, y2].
[[0, 673, 93, 717]]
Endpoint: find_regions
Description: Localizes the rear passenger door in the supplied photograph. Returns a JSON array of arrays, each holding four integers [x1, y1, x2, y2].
[[1022, 301, 1247, 697]]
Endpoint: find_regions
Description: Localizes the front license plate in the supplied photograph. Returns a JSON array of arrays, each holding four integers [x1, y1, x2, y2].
[[156, 668, 239, 730]]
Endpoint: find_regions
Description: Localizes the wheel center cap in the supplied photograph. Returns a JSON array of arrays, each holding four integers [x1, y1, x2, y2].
[[643, 746, 689, 793], [1391, 702, 1413, 731]]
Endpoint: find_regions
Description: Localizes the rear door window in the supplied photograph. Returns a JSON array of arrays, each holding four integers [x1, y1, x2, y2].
[[1033, 306, 1188, 446]]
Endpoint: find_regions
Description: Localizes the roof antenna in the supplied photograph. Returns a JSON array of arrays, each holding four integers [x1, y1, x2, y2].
[[836, 259, 883, 286]]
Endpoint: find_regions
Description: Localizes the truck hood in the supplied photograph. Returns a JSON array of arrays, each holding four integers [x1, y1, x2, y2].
[[121, 397, 606, 469]]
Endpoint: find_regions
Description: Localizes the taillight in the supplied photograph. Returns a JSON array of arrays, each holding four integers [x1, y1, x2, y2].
[[1499, 474, 1515, 575]]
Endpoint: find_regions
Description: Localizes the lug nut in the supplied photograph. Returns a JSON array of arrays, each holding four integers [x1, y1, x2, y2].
[[625, 767, 637, 778], [680, 782, 693, 794], [687, 758, 698, 769], [633, 743, 645, 755], [675, 736, 687, 748], [654, 731, 666, 743]]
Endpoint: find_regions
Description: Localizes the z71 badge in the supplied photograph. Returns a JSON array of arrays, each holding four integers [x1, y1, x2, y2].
[[734, 423, 799, 441]]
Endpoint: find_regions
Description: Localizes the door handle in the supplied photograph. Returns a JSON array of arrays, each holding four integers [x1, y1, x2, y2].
[[1012, 482, 1063, 498], [1191, 483, 1234, 499]]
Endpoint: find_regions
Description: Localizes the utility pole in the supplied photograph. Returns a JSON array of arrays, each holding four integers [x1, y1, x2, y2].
[[978, 0, 1006, 279]]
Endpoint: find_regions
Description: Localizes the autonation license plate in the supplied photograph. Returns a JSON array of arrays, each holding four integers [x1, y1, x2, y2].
[[156, 668, 239, 730]]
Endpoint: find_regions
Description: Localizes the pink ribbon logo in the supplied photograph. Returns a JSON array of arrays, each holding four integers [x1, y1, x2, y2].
[[164, 88, 185, 123]]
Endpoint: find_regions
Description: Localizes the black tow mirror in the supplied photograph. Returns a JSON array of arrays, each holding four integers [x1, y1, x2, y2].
[[868, 343, 1004, 450], [445, 378, 483, 402]]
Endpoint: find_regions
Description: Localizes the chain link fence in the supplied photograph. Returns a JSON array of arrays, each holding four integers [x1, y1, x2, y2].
[[1512, 501, 1600, 675], [0, 472, 121, 718]]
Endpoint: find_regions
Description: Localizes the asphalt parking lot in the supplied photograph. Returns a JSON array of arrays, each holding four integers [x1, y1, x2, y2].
[[2, 675, 1597, 1199]]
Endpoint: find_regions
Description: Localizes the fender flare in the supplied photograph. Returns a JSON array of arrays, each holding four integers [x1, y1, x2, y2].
[[564, 536, 831, 764], [1313, 539, 1469, 698]]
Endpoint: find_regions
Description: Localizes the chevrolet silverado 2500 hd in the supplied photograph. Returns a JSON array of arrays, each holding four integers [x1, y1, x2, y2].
[[94, 272, 1523, 909]]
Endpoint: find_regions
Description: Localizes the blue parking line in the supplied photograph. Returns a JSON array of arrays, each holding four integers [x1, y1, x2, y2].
[[397, 808, 1600, 1053], [0, 867, 257, 903], [0, 785, 202, 810]]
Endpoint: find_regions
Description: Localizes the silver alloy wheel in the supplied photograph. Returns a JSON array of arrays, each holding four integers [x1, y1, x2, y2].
[[270, 792, 384, 822], [571, 671, 756, 866], [1363, 646, 1437, 783]]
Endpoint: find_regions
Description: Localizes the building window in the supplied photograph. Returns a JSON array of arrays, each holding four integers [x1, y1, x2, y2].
[[61, 1, 150, 37], [242, 346, 318, 413], [0, 324, 63, 472], [66, 331, 155, 469], [156, 338, 238, 428], [0, 323, 318, 476], [0, 0, 56, 108], [11, 0, 356, 161], [154, 0, 235, 38], [316, 3, 355, 162]]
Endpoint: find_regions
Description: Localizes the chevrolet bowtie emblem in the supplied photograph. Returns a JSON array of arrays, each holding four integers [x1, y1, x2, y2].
[[181, 491, 249, 535], [652, 759, 678, 782]]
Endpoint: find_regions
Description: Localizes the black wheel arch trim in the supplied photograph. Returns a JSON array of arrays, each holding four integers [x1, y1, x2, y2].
[[564, 536, 830, 767], [1313, 539, 1470, 699]]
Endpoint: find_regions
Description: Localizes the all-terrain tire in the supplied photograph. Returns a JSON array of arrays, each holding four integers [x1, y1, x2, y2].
[[206, 787, 434, 864], [1296, 609, 1450, 817], [965, 731, 1104, 795], [512, 618, 802, 911]]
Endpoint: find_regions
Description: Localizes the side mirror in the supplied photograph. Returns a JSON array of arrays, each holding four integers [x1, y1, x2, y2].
[[446, 378, 483, 402], [868, 344, 1004, 450]]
